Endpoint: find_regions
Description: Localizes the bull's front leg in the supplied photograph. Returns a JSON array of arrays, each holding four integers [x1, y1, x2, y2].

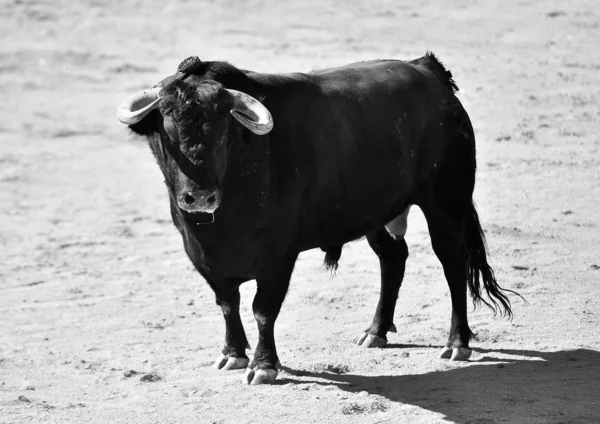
[[213, 286, 251, 370], [244, 253, 297, 385]]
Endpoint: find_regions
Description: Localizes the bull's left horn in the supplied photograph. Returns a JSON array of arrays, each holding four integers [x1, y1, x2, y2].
[[116, 87, 161, 125], [227, 89, 273, 135]]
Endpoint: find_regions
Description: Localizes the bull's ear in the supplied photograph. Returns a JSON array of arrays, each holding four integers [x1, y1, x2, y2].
[[227, 89, 273, 135]]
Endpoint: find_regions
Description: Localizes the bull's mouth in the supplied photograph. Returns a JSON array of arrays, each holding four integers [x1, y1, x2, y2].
[[179, 203, 220, 214], [179, 208, 217, 225]]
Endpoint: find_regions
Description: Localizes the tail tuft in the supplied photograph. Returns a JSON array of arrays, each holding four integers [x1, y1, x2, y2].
[[466, 204, 525, 318]]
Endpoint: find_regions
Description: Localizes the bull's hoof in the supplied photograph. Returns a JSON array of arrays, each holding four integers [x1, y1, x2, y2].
[[213, 354, 249, 370], [440, 346, 472, 361], [243, 367, 278, 385], [353, 332, 387, 348]]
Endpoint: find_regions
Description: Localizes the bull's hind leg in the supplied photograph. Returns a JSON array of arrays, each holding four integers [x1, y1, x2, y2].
[[355, 208, 410, 348], [420, 201, 473, 361]]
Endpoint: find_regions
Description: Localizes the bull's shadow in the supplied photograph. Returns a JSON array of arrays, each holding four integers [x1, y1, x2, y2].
[[279, 347, 600, 423]]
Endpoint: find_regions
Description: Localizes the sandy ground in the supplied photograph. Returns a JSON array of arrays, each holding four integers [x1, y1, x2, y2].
[[1, 0, 599, 422]]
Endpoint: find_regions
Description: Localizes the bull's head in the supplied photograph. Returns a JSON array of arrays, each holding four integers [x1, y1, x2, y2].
[[116, 77, 273, 216]]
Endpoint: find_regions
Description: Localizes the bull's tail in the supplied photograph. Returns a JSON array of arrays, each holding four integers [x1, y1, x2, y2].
[[465, 203, 524, 318]]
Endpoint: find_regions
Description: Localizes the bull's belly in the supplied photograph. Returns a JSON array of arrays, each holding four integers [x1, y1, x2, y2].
[[299, 201, 409, 251]]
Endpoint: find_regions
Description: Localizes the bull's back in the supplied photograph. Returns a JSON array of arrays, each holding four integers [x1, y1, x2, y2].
[[255, 60, 462, 247]]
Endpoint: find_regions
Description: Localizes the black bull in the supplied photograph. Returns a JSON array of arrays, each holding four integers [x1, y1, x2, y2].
[[118, 52, 519, 385]]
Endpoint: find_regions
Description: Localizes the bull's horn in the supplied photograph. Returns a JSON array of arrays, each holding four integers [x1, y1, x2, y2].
[[227, 89, 273, 135], [116, 87, 161, 125]]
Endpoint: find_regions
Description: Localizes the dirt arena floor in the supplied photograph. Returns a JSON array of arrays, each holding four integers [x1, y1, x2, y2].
[[1, 0, 599, 422]]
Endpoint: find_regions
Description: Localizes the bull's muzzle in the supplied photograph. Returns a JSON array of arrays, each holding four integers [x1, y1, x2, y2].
[[177, 189, 220, 214]]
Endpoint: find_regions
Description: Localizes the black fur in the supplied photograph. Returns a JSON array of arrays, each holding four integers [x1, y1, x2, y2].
[[409, 51, 459, 93]]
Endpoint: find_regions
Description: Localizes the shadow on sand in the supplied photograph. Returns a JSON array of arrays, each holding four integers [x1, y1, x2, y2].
[[280, 347, 600, 423]]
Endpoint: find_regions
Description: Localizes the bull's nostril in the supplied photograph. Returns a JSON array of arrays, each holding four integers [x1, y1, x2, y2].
[[183, 194, 195, 205], [206, 193, 217, 205]]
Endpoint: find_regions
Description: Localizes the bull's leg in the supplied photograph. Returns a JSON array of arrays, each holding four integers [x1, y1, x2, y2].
[[244, 254, 296, 385], [355, 208, 410, 348], [421, 203, 472, 361], [213, 286, 251, 370]]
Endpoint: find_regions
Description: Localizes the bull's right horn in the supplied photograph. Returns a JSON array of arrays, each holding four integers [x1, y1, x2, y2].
[[116, 87, 161, 125]]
